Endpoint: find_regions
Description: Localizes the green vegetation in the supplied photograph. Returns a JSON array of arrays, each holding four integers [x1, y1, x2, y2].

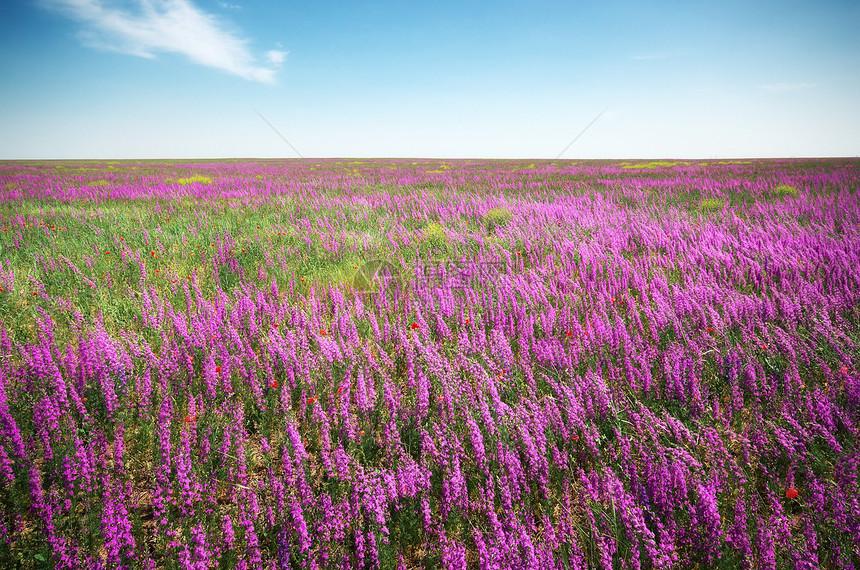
[[621, 160, 687, 169], [770, 184, 799, 199], [0, 158, 857, 569], [484, 207, 513, 233], [167, 174, 214, 185], [699, 198, 725, 212]]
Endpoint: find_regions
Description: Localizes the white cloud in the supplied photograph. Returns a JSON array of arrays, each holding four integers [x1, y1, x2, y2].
[[42, 0, 283, 83], [265, 49, 286, 66], [217, 1, 241, 9], [759, 82, 816, 92]]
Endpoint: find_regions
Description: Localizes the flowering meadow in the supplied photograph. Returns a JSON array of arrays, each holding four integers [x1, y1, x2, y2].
[[0, 158, 858, 569]]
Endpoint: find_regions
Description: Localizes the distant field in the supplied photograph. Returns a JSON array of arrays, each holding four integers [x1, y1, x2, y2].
[[0, 158, 858, 569]]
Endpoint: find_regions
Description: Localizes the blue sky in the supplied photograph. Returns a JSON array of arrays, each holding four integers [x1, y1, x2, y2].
[[1, 0, 858, 159]]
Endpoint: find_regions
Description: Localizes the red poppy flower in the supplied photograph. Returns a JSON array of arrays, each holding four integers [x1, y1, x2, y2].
[[105, 251, 110, 255], [270, 380, 279, 388], [707, 327, 713, 332], [184, 415, 196, 423], [359, 430, 365, 436], [465, 319, 470, 324], [150, 251, 155, 256], [572, 435, 579, 442], [337, 387, 343, 394], [566, 331, 573, 337], [32, 292, 37, 296], [320, 329, 326, 335], [411, 323, 419, 330], [840, 366, 849, 374], [273, 323, 279, 329], [786, 488, 799, 499], [307, 397, 316, 404], [215, 366, 221, 373]]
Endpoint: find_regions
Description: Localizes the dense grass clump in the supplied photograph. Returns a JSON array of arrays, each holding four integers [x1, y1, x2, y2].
[[699, 198, 725, 212], [167, 174, 213, 185], [484, 206, 513, 233], [771, 183, 800, 199]]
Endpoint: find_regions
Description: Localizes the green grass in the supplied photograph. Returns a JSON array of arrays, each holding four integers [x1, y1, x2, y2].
[[699, 198, 725, 213], [621, 160, 687, 169], [166, 175, 214, 185], [484, 207, 513, 233], [770, 184, 799, 200]]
